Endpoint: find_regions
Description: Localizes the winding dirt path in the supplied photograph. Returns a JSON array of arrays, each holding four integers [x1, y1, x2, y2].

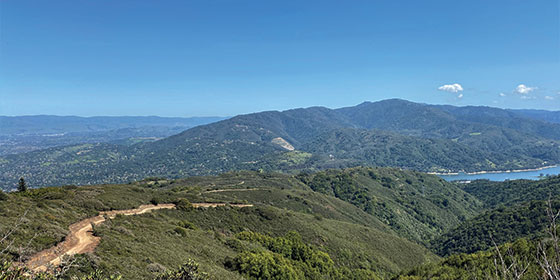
[[203, 188, 257, 193], [25, 202, 253, 272]]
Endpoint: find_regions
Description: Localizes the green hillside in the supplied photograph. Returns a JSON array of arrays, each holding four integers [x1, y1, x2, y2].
[[396, 238, 544, 280], [295, 167, 482, 245], [3, 99, 560, 189], [431, 198, 557, 256], [397, 176, 560, 279], [461, 175, 560, 207], [300, 128, 532, 172], [428, 175, 560, 256], [1, 168, 457, 279]]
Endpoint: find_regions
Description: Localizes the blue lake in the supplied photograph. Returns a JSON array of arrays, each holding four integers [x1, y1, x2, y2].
[[438, 165, 560, 182]]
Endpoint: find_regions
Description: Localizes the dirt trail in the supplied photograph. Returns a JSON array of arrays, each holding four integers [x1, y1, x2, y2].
[[203, 188, 257, 193], [25, 202, 252, 272]]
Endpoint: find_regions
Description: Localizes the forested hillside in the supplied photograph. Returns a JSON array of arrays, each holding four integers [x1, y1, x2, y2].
[[2, 99, 560, 189], [295, 167, 481, 245], [461, 175, 560, 207], [511, 109, 560, 124], [429, 175, 560, 256], [397, 176, 560, 279], [432, 198, 557, 256]]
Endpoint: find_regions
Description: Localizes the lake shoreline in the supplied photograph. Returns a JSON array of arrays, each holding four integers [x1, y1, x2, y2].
[[429, 165, 558, 176]]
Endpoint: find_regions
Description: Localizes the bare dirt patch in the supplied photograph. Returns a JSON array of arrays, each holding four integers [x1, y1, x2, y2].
[[203, 188, 259, 194], [25, 203, 252, 272]]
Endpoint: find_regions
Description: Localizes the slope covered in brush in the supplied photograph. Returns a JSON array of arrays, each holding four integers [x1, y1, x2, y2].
[[2, 99, 560, 189], [0, 169, 444, 279], [295, 167, 482, 245]]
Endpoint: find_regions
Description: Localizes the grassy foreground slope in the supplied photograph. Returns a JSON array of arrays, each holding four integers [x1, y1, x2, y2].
[[0, 168, 456, 279]]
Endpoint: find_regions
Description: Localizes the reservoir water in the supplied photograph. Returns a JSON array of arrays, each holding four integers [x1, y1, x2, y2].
[[438, 165, 560, 182]]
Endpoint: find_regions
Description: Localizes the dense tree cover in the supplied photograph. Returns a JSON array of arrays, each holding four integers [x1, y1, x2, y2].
[[296, 167, 482, 245], [300, 128, 523, 173], [396, 238, 560, 280], [435, 104, 560, 140], [432, 199, 559, 256], [461, 176, 560, 208], [338, 100, 560, 141], [3, 99, 560, 189], [225, 231, 381, 280], [427, 176, 560, 256], [508, 109, 560, 124]]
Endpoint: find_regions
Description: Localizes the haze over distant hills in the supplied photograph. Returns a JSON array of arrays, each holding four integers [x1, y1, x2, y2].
[[509, 109, 560, 124], [0, 116, 227, 155], [0, 115, 228, 136], [1, 99, 560, 190]]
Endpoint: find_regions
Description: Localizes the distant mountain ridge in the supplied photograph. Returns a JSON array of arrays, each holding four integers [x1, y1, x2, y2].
[[509, 109, 560, 124], [1, 99, 560, 189], [0, 115, 227, 155], [0, 115, 227, 136]]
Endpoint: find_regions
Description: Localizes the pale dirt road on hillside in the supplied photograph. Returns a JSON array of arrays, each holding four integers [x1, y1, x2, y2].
[[25, 202, 252, 272], [203, 188, 257, 193]]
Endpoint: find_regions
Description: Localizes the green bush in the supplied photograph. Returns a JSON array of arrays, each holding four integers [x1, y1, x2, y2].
[[226, 251, 303, 280], [150, 197, 161, 205], [224, 238, 245, 252], [178, 220, 197, 230], [0, 190, 8, 201], [0, 261, 121, 280], [174, 198, 193, 211], [229, 231, 379, 279], [155, 259, 209, 280], [173, 227, 188, 237]]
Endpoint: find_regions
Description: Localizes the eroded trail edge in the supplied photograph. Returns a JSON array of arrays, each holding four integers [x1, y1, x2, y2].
[[25, 202, 253, 272]]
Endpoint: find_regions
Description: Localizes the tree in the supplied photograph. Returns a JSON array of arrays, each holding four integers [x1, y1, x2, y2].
[[174, 198, 193, 211], [18, 177, 27, 192], [0, 190, 8, 201], [155, 259, 209, 280]]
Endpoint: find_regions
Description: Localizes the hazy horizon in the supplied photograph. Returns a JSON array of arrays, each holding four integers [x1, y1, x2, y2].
[[1, 98, 559, 118]]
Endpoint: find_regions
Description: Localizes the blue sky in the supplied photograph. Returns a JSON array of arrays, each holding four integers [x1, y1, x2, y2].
[[1, 0, 559, 116]]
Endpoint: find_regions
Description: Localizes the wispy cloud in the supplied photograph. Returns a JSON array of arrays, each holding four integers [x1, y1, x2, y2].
[[515, 84, 537, 94], [438, 83, 463, 93], [499, 93, 506, 97], [545, 96, 555, 100], [458, 93, 463, 99]]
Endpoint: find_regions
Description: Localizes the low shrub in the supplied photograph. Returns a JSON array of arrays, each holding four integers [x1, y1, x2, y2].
[[174, 198, 193, 211]]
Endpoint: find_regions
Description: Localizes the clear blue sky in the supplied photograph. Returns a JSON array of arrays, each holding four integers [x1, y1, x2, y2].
[[1, 0, 559, 117]]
